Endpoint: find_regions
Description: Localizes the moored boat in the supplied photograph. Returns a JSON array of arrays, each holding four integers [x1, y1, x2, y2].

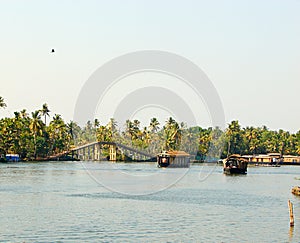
[[223, 154, 248, 174], [2, 154, 20, 162], [291, 186, 300, 196]]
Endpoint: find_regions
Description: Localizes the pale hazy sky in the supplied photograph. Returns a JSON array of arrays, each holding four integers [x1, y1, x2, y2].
[[0, 0, 299, 132]]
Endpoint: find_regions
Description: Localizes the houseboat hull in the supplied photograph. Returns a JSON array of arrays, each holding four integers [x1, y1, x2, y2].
[[223, 167, 247, 175], [157, 161, 170, 168]]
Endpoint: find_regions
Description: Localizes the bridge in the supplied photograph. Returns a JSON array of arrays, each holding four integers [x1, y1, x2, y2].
[[70, 141, 156, 162]]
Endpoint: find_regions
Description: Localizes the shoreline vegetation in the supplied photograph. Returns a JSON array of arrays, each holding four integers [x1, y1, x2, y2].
[[1, 97, 300, 162]]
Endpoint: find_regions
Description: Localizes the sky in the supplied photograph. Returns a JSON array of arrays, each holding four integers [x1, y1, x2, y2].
[[0, 0, 299, 132]]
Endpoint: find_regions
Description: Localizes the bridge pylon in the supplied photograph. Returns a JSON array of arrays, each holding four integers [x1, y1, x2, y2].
[[109, 144, 117, 161]]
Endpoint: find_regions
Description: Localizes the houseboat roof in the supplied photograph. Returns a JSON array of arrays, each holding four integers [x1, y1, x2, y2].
[[267, 153, 281, 156], [157, 150, 190, 157], [242, 154, 279, 159], [283, 155, 299, 158], [242, 155, 253, 158], [255, 154, 272, 158], [227, 154, 248, 161]]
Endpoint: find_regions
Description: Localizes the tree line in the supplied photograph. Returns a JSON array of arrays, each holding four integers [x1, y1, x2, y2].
[[0, 97, 299, 161], [95, 118, 300, 160]]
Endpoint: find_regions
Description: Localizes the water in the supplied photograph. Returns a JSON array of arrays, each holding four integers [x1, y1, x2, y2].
[[1, 162, 300, 242]]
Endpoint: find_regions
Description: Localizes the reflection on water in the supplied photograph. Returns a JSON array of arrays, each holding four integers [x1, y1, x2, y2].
[[289, 226, 294, 242], [0, 161, 300, 242]]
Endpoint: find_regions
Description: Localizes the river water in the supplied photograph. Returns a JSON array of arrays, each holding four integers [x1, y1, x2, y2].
[[0, 161, 300, 242]]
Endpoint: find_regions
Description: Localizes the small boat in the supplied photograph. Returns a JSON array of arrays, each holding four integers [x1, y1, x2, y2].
[[223, 154, 248, 174], [291, 186, 300, 196], [157, 151, 190, 168], [1, 154, 21, 162]]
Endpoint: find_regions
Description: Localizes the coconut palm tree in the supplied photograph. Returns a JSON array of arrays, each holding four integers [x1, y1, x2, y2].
[[97, 125, 109, 142], [149, 117, 160, 133], [142, 126, 151, 150], [164, 117, 182, 151], [265, 131, 279, 153], [244, 126, 260, 154], [294, 130, 300, 155], [209, 126, 225, 159], [67, 120, 82, 148], [198, 129, 211, 161], [124, 119, 134, 145], [20, 109, 28, 119], [48, 114, 68, 154], [29, 110, 44, 158], [278, 129, 290, 156], [41, 103, 50, 125], [94, 119, 100, 129], [107, 118, 117, 141], [147, 118, 161, 153], [225, 120, 242, 156], [107, 118, 117, 131]]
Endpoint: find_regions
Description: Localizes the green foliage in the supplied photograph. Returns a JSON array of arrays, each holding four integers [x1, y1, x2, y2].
[[0, 105, 78, 160], [0, 101, 300, 161], [95, 118, 300, 160]]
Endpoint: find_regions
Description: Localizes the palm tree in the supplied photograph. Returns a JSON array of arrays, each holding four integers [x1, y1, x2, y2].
[[148, 118, 161, 153], [209, 126, 225, 159], [41, 103, 50, 125], [198, 129, 211, 161], [107, 118, 117, 130], [107, 118, 117, 140], [244, 126, 260, 154], [29, 110, 43, 158], [278, 129, 290, 156], [0, 96, 6, 109], [20, 109, 28, 119], [149, 117, 160, 133], [94, 118, 100, 129], [266, 131, 279, 153], [294, 130, 300, 155], [166, 117, 176, 126], [48, 114, 68, 154], [164, 117, 182, 151], [225, 120, 242, 156], [142, 126, 151, 150], [125, 119, 134, 145], [67, 121, 80, 140], [97, 125, 110, 142]]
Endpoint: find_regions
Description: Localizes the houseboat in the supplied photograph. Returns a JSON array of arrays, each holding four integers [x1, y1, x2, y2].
[[223, 154, 248, 174], [241, 153, 300, 166], [283, 155, 300, 165], [242, 153, 281, 165], [157, 151, 190, 168]]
